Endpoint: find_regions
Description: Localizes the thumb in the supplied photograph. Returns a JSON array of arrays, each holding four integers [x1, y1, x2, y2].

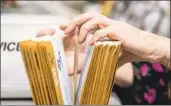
[[89, 26, 117, 45]]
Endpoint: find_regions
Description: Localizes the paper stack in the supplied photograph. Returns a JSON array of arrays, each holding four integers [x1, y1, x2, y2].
[[19, 35, 121, 105]]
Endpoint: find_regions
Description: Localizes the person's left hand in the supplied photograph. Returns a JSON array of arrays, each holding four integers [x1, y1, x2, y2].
[[36, 28, 86, 76]]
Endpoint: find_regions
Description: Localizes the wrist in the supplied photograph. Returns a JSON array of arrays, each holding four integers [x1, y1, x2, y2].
[[159, 38, 170, 69], [138, 31, 163, 63], [160, 52, 170, 69], [155, 36, 170, 69], [143, 31, 170, 68]]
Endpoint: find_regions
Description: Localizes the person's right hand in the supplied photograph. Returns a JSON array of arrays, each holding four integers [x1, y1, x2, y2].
[[61, 12, 170, 67]]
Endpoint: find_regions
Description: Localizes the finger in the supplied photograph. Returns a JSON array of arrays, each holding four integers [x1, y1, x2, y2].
[[65, 51, 84, 76], [36, 28, 55, 37], [64, 12, 97, 34], [63, 35, 76, 51], [89, 26, 116, 45], [77, 17, 115, 44], [78, 18, 107, 44]]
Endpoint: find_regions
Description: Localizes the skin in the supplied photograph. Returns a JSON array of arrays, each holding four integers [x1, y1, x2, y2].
[[36, 12, 170, 87], [36, 28, 134, 87], [63, 12, 170, 69], [36, 28, 85, 76]]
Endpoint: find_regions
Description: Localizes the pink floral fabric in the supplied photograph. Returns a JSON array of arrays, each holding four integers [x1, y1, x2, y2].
[[133, 62, 171, 104]]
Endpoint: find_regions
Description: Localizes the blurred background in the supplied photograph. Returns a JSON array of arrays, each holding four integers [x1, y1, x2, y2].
[[1, 0, 170, 105]]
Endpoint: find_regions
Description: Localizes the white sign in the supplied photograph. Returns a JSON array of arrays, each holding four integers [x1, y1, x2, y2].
[[1, 14, 69, 98]]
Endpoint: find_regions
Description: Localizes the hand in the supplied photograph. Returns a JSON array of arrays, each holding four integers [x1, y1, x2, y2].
[[36, 28, 86, 76], [63, 12, 169, 67]]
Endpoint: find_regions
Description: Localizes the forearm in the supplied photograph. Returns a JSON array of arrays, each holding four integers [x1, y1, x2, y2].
[[159, 39, 170, 69], [115, 63, 134, 88]]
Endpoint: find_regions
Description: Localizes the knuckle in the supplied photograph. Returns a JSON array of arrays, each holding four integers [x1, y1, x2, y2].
[[72, 18, 79, 25], [70, 16, 82, 25], [81, 25, 89, 32], [72, 18, 77, 23]]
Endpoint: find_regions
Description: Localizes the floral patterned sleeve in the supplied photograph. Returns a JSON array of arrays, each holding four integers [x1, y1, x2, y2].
[[132, 62, 171, 104], [111, 1, 170, 105]]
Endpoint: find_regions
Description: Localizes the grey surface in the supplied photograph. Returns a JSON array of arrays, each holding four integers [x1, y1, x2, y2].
[[1, 100, 34, 105], [0, 93, 121, 105]]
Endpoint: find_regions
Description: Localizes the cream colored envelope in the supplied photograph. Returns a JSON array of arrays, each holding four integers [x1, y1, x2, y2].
[[19, 41, 37, 104], [20, 36, 121, 105]]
